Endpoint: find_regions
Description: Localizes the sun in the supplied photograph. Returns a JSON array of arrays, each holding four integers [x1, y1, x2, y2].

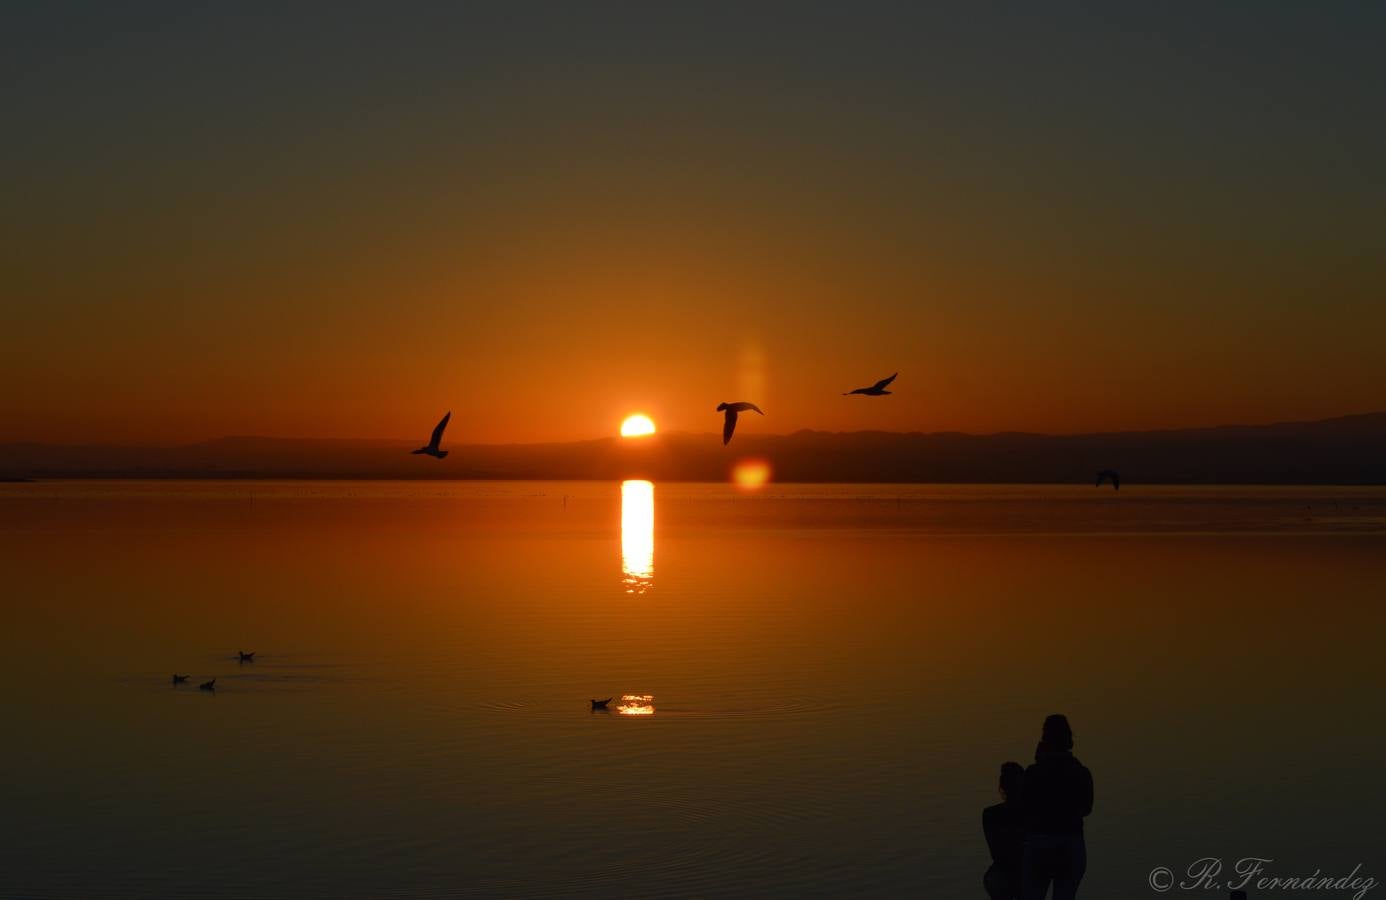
[[620, 414, 656, 438]]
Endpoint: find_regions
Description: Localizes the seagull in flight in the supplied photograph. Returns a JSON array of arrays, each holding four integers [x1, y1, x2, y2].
[[412, 412, 451, 459], [1096, 469, 1120, 491], [844, 372, 897, 396], [717, 402, 763, 445]]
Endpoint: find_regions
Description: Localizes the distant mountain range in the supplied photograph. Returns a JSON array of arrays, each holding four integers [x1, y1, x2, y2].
[[3, 413, 1386, 484]]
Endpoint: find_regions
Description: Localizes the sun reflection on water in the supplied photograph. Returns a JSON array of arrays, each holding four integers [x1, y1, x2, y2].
[[621, 480, 654, 594], [617, 694, 655, 716]]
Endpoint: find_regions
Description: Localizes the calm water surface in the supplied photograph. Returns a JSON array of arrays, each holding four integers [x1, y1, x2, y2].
[[2, 481, 1383, 898]]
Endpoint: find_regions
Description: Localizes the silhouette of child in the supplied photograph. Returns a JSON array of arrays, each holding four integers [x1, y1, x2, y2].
[[1021, 714, 1093, 900], [983, 762, 1026, 899]]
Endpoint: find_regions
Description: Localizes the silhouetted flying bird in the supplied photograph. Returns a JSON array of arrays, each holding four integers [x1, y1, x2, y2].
[[412, 412, 451, 459], [844, 372, 897, 396], [717, 402, 763, 445]]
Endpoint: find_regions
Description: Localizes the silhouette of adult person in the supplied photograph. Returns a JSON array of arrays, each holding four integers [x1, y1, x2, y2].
[[1021, 714, 1093, 900], [983, 762, 1026, 899]]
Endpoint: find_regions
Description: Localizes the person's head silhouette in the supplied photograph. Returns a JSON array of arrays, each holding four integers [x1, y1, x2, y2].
[[998, 761, 1024, 801], [1041, 713, 1074, 751]]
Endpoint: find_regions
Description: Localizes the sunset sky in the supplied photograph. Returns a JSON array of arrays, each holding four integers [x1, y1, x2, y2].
[[4, 3, 1383, 445]]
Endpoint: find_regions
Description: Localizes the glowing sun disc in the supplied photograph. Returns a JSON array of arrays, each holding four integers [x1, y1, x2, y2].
[[620, 414, 656, 437]]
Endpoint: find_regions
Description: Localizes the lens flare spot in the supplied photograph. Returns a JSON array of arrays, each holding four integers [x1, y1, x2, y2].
[[620, 414, 656, 438], [732, 458, 771, 490]]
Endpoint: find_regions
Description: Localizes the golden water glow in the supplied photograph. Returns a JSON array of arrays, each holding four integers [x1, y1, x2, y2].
[[617, 694, 655, 716], [621, 480, 654, 593], [732, 458, 772, 490], [619, 414, 656, 438]]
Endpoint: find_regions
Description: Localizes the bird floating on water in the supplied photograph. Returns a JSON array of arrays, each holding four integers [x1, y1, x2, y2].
[[1096, 469, 1121, 491], [237, 650, 255, 662], [172, 674, 189, 685], [590, 698, 613, 710], [199, 678, 216, 691], [844, 372, 897, 396], [717, 402, 763, 445], [411, 411, 451, 459]]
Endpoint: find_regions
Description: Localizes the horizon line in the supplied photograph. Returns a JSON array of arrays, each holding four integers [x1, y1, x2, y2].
[[3, 409, 1383, 450]]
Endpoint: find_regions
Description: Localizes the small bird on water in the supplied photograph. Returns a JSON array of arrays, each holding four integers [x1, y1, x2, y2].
[[411, 411, 452, 459], [590, 698, 612, 710], [172, 674, 189, 685], [717, 402, 763, 445], [237, 650, 255, 662], [843, 372, 897, 396], [1096, 469, 1121, 491], [199, 678, 216, 691]]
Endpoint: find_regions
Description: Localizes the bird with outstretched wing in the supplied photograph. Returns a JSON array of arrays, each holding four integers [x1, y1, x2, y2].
[[716, 402, 763, 445], [412, 412, 452, 459], [844, 372, 897, 396]]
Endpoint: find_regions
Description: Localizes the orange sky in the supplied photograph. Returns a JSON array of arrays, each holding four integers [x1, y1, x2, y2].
[[3, 6, 1384, 445]]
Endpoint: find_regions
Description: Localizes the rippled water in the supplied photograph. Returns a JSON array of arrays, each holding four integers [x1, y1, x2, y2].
[[2, 481, 1383, 898]]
